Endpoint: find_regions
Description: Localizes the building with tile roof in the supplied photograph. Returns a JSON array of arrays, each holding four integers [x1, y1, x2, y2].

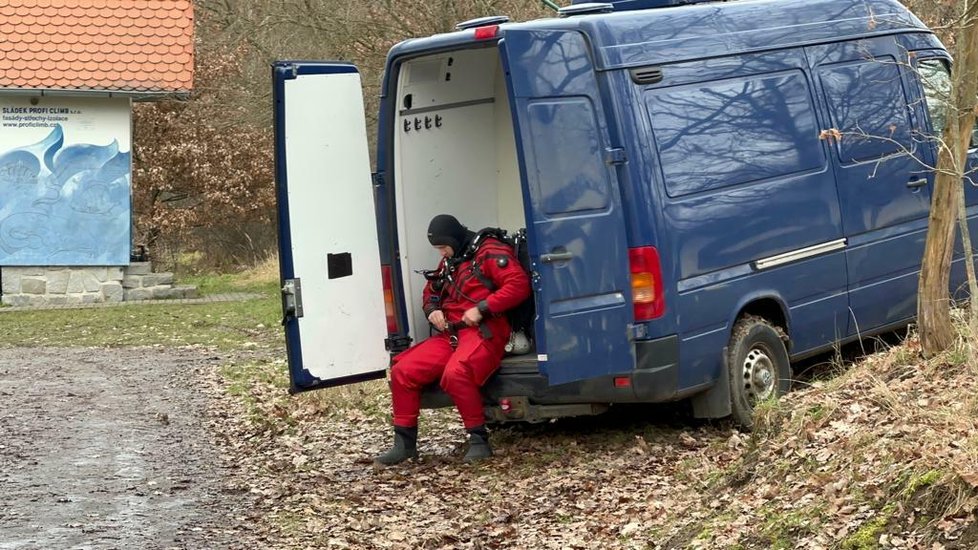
[[0, 0, 194, 96], [0, 1, 195, 305]]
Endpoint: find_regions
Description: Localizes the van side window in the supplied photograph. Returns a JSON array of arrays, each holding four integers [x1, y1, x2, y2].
[[645, 71, 824, 198], [818, 59, 913, 163], [526, 99, 610, 213], [916, 58, 978, 147], [918, 58, 951, 138]]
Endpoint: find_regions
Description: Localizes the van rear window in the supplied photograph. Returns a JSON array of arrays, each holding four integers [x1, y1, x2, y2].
[[646, 71, 824, 198], [818, 59, 913, 164]]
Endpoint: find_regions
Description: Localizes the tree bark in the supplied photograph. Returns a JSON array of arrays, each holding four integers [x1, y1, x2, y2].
[[919, 0, 978, 356], [920, 152, 962, 356]]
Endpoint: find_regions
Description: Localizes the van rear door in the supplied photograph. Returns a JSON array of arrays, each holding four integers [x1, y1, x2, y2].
[[272, 62, 390, 393], [501, 30, 635, 385]]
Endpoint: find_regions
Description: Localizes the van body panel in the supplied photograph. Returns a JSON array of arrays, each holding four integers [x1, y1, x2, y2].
[[807, 38, 934, 334], [903, 47, 978, 302], [420, 334, 681, 408], [501, 29, 635, 386], [272, 62, 390, 392], [582, 0, 925, 69], [371, 55, 412, 342], [275, 0, 959, 419], [959, 143, 978, 303], [675, 250, 849, 389], [639, 44, 849, 390], [384, 1, 928, 73]]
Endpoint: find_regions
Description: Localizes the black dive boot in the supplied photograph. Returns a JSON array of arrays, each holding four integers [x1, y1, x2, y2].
[[463, 425, 493, 463], [374, 426, 419, 466]]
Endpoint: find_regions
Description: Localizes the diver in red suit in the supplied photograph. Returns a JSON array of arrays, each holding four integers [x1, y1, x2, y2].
[[375, 214, 531, 465]]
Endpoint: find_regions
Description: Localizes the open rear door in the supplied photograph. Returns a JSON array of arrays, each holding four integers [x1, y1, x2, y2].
[[273, 62, 389, 393], [501, 30, 635, 385]]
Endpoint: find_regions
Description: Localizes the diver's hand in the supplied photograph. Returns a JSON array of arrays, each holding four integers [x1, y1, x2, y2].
[[428, 310, 448, 332], [462, 307, 483, 327]]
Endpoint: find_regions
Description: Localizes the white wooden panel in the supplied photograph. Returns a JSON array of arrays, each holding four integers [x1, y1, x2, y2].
[[283, 71, 389, 381]]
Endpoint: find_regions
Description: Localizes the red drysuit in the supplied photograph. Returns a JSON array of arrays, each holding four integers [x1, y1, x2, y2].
[[390, 237, 531, 429]]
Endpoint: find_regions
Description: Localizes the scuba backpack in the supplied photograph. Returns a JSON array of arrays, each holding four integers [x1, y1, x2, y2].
[[465, 227, 536, 350]]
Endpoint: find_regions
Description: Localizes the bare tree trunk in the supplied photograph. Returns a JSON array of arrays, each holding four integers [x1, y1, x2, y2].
[[919, 0, 978, 356], [920, 156, 962, 355]]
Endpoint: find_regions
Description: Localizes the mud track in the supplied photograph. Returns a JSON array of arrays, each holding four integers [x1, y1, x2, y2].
[[0, 347, 253, 550]]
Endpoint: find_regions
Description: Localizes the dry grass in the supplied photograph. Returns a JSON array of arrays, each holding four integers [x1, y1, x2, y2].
[[233, 254, 280, 288]]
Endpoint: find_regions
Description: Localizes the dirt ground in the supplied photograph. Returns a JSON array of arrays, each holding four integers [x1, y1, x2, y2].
[[4, 341, 974, 549], [0, 347, 257, 550]]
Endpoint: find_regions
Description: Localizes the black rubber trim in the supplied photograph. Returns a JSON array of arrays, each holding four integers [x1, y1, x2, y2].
[[289, 369, 386, 395]]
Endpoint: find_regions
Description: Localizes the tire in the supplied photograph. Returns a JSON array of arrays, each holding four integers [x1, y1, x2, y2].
[[727, 315, 791, 429]]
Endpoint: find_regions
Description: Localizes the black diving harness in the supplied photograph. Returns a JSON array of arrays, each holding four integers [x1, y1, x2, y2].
[[421, 229, 511, 348]]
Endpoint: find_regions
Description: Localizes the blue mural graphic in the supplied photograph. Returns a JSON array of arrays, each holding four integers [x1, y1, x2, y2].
[[0, 124, 131, 266]]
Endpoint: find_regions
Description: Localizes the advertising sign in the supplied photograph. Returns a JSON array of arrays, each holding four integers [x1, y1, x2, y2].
[[0, 96, 131, 266]]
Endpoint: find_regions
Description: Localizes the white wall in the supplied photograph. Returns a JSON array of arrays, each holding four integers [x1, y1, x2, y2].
[[394, 48, 525, 340]]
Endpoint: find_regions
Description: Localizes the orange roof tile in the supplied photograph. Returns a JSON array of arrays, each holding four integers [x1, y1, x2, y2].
[[0, 0, 193, 95]]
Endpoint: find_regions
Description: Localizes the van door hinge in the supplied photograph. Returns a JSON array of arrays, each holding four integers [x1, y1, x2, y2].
[[604, 147, 627, 166], [281, 278, 303, 325]]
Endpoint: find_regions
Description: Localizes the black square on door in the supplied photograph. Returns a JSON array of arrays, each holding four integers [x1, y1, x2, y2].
[[327, 252, 353, 279]]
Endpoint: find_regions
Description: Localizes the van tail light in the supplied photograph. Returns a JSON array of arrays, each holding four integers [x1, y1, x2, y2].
[[629, 246, 665, 321], [381, 265, 398, 333], [614, 376, 632, 388], [474, 25, 500, 40]]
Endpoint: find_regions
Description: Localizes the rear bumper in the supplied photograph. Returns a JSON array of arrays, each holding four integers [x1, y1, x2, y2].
[[420, 334, 680, 408]]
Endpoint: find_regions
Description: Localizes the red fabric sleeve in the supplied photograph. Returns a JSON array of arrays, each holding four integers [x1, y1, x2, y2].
[[476, 240, 531, 314], [421, 258, 446, 316]]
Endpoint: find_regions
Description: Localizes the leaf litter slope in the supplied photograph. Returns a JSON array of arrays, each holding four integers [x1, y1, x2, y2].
[[212, 332, 978, 549]]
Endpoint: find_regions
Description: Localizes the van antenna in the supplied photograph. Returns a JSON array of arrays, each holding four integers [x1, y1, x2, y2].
[[541, 0, 560, 11]]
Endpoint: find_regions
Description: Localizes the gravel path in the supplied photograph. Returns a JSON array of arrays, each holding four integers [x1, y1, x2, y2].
[[0, 347, 251, 550]]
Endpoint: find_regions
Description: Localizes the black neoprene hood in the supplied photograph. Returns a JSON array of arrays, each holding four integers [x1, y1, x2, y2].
[[427, 214, 475, 253]]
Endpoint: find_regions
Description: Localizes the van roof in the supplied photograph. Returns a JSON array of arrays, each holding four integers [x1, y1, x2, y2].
[[388, 0, 932, 70]]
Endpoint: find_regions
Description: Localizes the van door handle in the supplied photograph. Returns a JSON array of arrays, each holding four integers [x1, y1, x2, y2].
[[541, 250, 573, 263], [907, 178, 928, 189]]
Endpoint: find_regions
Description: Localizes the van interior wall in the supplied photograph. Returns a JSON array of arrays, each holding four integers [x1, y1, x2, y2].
[[393, 47, 523, 341]]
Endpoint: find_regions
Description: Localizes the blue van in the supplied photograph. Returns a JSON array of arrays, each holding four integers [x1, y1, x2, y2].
[[273, 0, 971, 426]]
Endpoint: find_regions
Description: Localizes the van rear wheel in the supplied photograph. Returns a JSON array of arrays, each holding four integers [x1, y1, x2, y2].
[[727, 315, 790, 429]]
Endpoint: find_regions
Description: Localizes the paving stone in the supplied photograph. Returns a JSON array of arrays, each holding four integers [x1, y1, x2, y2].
[[141, 273, 174, 287], [21, 277, 46, 295], [101, 282, 124, 303], [67, 271, 101, 293], [0, 291, 257, 312], [1, 272, 22, 294], [124, 288, 153, 301], [2, 294, 29, 307], [125, 262, 153, 276], [45, 270, 70, 294], [8, 267, 43, 276], [152, 285, 197, 299], [66, 293, 99, 305], [175, 285, 199, 299]]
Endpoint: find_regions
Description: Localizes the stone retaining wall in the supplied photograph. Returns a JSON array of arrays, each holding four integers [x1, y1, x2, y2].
[[0, 263, 197, 307]]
